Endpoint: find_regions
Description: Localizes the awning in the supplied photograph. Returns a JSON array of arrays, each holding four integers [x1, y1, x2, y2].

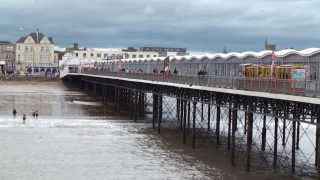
[[0, 61, 5, 65]]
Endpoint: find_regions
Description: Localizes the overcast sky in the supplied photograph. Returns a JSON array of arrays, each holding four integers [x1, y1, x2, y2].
[[0, 0, 319, 52]]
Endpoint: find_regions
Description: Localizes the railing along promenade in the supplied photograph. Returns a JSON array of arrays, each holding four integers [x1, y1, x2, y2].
[[78, 69, 320, 98]]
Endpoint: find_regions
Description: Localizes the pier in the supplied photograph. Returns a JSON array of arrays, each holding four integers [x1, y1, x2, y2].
[[63, 70, 320, 177]]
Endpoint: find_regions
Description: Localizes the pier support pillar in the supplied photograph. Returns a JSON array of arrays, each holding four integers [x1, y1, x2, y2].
[[152, 93, 158, 129], [183, 100, 187, 144], [180, 98, 184, 130], [192, 101, 197, 149], [187, 101, 191, 133], [244, 112, 248, 135], [228, 107, 232, 151], [177, 98, 181, 129], [114, 88, 118, 112], [216, 105, 221, 145], [129, 90, 134, 119], [282, 106, 287, 146], [201, 101, 204, 122], [296, 121, 300, 150], [273, 117, 279, 170], [246, 109, 253, 172], [134, 91, 138, 122], [316, 113, 320, 171], [262, 114, 267, 151], [231, 109, 238, 166], [158, 95, 163, 134], [292, 114, 297, 174], [207, 103, 211, 132]]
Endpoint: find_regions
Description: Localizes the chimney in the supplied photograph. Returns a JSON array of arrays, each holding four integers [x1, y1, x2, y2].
[[74, 43, 79, 49]]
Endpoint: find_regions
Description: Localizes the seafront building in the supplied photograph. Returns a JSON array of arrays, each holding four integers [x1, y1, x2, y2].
[[0, 41, 15, 74], [122, 47, 159, 59], [63, 44, 168, 61], [139, 47, 188, 57], [15, 31, 57, 75], [65, 43, 123, 60]]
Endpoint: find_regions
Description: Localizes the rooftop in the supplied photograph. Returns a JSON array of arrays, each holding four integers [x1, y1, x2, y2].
[[16, 32, 54, 44]]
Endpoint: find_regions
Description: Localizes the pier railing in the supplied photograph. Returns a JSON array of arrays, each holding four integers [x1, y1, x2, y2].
[[78, 69, 320, 97]]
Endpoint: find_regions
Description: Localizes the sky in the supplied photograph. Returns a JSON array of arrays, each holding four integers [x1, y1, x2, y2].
[[0, 0, 320, 52]]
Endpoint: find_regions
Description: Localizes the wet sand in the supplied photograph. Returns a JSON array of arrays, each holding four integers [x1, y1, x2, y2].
[[0, 81, 304, 180]]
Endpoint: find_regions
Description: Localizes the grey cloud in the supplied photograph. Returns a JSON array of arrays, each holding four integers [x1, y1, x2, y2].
[[0, 0, 319, 52]]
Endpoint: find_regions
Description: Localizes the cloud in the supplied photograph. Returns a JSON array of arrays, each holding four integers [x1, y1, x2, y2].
[[0, 0, 319, 51]]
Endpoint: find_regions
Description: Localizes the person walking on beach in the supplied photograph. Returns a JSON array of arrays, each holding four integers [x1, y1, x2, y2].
[[12, 109, 17, 118], [22, 114, 26, 124], [35, 111, 39, 119]]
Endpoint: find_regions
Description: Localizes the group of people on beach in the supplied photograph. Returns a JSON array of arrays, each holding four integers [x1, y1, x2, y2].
[[12, 108, 39, 124]]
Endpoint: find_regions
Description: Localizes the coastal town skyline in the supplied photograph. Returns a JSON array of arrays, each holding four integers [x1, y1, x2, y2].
[[1, 0, 320, 52]]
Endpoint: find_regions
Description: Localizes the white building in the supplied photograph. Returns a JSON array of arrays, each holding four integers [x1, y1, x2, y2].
[[16, 31, 56, 75], [66, 45, 160, 60], [71, 47, 123, 60], [122, 47, 159, 59], [123, 51, 159, 59]]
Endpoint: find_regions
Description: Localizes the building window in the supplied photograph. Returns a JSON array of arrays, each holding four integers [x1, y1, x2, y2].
[[104, 54, 108, 58], [139, 54, 144, 58], [75, 53, 78, 57], [83, 53, 87, 58], [146, 55, 150, 58], [132, 54, 137, 58], [97, 53, 101, 58], [153, 55, 157, 57], [91, 53, 94, 57], [25, 47, 28, 51]]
